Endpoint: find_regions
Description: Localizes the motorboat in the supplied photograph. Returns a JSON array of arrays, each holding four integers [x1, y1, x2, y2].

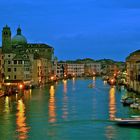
[[120, 97, 134, 106], [114, 118, 140, 126]]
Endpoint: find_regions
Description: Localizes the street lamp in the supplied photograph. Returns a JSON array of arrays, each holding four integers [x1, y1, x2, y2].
[[50, 76, 54, 81], [19, 84, 23, 89]]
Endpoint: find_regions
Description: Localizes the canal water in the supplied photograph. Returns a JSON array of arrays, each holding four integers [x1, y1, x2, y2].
[[0, 77, 140, 140]]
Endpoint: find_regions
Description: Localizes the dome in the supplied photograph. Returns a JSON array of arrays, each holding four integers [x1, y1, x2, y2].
[[11, 27, 27, 46], [12, 35, 27, 45]]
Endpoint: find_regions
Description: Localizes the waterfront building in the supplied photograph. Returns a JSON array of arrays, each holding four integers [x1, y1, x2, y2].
[[126, 50, 140, 93], [54, 61, 67, 79], [54, 61, 101, 78], [54, 62, 85, 78], [0, 50, 4, 84], [84, 63, 101, 76], [1, 25, 54, 87], [66, 63, 84, 77]]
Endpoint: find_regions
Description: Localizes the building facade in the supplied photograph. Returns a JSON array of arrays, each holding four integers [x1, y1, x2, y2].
[[85, 63, 101, 76], [126, 50, 140, 93], [54, 62, 66, 79], [1, 25, 54, 87], [67, 63, 84, 77]]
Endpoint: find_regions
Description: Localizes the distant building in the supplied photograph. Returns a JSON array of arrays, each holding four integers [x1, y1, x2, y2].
[[1, 25, 54, 87], [126, 50, 140, 93], [85, 63, 101, 76], [54, 61, 66, 79], [67, 63, 84, 77]]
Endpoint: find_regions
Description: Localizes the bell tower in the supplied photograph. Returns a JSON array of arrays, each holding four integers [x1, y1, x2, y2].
[[2, 25, 11, 53]]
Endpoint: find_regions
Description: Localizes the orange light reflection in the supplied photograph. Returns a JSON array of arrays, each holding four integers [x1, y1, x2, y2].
[[72, 77, 75, 91], [49, 85, 56, 123], [109, 86, 116, 120], [16, 99, 29, 140], [62, 80, 68, 120], [63, 80, 67, 93]]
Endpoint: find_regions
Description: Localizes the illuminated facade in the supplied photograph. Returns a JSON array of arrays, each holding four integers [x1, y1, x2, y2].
[[54, 62, 66, 79], [67, 63, 84, 76], [85, 63, 101, 76], [1, 25, 54, 87], [54, 62, 101, 78], [126, 50, 140, 93]]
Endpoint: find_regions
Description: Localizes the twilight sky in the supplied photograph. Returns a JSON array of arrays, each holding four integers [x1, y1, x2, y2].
[[1, 0, 140, 61]]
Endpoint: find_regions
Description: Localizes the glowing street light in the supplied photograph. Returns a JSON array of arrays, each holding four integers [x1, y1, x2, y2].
[[19, 84, 23, 89], [50, 76, 54, 81]]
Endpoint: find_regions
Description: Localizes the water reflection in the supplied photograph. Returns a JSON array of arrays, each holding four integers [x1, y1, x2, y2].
[[16, 99, 29, 140], [4, 96, 10, 113], [72, 77, 76, 91], [63, 79, 67, 93], [93, 76, 96, 81], [109, 86, 116, 120], [1, 78, 140, 140], [106, 86, 117, 140], [62, 80, 68, 120], [105, 125, 116, 140], [24, 89, 32, 100], [92, 77, 96, 86], [103, 80, 107, 85], [49, 85, 56, 123]]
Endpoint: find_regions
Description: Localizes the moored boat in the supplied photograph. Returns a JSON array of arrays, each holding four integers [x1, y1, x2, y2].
[[120, 97, 134, 106], [114, 118, 140, 126]]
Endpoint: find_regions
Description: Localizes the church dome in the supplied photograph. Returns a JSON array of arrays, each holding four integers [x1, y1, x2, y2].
[[11, 27, 27, 46]]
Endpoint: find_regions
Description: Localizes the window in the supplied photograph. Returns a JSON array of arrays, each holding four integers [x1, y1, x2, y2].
[[14, 60, 17, 64], [8, 55, 10, 57], [26, 74, 30, 78], [24, 67, 30, 71], [24, 61, 29, 65], [8, 61, 11, 64], [14, 75, 16, 79], [8, 68, 11, 72], [18, 60, 22, 64], [14, 68, 16, 72]]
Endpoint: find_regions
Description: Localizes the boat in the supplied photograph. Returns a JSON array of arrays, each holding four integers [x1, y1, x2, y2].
[[131, 115, 140, 118], [114, 118, 140, 126], [130, 102, 140, 109], [88, 84, 95, 88], [120, 97, 134, 106]]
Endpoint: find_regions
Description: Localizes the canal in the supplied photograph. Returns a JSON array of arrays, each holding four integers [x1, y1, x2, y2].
[[0, 77, 140, 140]]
